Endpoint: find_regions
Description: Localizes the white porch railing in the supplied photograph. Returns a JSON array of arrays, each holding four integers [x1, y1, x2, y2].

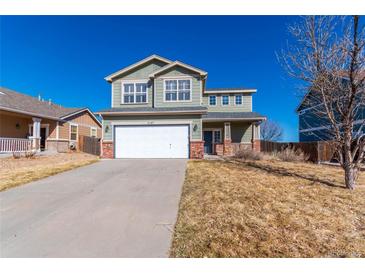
[[0, 137, 33, 153]]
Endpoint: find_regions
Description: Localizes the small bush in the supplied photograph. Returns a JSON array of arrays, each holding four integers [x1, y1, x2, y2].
[[25, 151, 36, 159], [12, 152, 22, 159], [275, 147, 309, 162], [235, 149, 263, 160]]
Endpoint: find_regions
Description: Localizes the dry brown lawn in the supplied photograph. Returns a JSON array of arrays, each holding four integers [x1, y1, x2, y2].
[[170, 159, 365, 258], [0, 152, 99, 191]]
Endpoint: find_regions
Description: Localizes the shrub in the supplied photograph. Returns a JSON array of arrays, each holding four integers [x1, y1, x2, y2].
[[25, 151, 36, 159], [12, 152, 22, 159], [235, 149, 263, 161], [275, 147, 309, 162]]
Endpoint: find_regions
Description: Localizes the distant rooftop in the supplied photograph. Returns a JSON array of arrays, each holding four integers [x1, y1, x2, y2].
[[0, 87, 85, 120]]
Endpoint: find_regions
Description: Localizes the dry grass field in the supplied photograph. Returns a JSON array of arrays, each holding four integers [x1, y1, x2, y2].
[[0, 152, 99, 191], [170, 159, 365, 258]]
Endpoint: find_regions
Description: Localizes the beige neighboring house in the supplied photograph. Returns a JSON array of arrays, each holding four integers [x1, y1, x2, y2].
[[0, 87, 102, 153]]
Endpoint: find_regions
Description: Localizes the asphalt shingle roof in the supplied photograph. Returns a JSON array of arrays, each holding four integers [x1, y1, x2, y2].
[[205, 87, 255, 91], [0, 87, 84, 120], [97, 106, 207, 113], [203, 112, 266, 120]]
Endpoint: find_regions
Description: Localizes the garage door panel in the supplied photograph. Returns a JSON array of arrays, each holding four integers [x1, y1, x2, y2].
[[115, 125, 189, 159]]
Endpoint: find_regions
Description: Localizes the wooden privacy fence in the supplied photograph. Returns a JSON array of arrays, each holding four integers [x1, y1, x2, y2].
[[78, 136, 101, 156], [260, 140, 335, 163], [0, 137, 32, 153]]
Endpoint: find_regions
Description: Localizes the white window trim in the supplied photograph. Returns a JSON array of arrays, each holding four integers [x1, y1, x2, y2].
[[163, 78, 193, 103], [69, 123, 78, 142], [28, 123, 49, 138], [121, 79, 149, 105], [221, 95, 230, 106], [203, 128, 222, 144], [209, 95, 217, 106], [234, 94, 243, 105], [90, 127, 97, 137]]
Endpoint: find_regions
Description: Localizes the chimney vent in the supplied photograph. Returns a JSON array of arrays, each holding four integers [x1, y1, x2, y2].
[[38, 94, 41, 101], [48, 99, 52, 105]]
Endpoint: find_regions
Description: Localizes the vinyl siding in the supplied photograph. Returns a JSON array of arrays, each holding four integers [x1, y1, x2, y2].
[[154, 66, 202, 107], [202, 93, 252, 112], [231, 123, 252, 143], [111, 60, 167, 108], [102, 114, 202, 141], [203, 121, 252, 143]]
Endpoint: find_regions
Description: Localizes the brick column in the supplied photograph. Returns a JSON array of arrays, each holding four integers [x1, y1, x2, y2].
[[190, 141, 204, 159], [223, 122, 233, 156], [101, 141, 114, 159], [252, 123, 261, 152], [253, 140, 261, 152]]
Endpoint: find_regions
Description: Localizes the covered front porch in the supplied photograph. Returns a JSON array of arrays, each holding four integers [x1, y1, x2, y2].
[[202, 120, 262, 157], [0, 110, 56, 153]]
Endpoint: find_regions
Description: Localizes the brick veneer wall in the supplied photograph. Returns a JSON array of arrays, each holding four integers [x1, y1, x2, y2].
[[215, 143, 224, 156], [190, 141, 204, 159], [223, 140, 233, 156], [102, 141, 114, 159], [253, 139, 261, 152]]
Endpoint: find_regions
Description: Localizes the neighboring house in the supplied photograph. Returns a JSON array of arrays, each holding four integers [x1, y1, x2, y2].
[[97, 55, 266, 159], [0, 87, 102, 153], [297, 83, 365, 142]]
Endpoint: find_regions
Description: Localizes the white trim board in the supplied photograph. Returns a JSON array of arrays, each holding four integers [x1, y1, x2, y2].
[[163, 78, 193, 103], [105, 54, 172, 82], [204, 89, 256, 94], [120, 79, 149, 105], [149, 60, 207, 78]]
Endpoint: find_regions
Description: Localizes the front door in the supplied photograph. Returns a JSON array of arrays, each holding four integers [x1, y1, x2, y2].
[[204, 131, 213, 154], [40, 127, 46, 150]]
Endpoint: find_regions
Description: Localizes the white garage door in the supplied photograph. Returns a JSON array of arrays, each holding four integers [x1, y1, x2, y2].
[[114, 125, 189, 159]]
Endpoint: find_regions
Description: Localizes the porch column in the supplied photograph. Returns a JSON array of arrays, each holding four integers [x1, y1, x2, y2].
[[31, 117, 41, 151], [252, 122, 261, 152], [223, 122, 233, 156]]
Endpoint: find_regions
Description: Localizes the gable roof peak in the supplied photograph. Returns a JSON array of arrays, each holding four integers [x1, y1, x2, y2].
[[104, 54, 172, 82], [148, 60, 208, 78]]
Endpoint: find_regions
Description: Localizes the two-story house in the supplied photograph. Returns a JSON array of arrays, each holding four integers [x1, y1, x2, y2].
[[97, 55, 266, 159]]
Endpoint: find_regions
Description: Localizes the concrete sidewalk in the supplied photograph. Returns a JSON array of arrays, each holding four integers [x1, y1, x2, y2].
[[0, 159, 187, 257]]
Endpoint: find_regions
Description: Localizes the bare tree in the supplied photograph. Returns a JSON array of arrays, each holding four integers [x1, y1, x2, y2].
[[279, 16, 365, 189], [260, 120, 283, 141]]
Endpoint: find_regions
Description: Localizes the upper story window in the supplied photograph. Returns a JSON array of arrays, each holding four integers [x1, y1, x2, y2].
[[235, 95, 242, 105], [122, 82, 148, 104], [222, 95, 230, 106], [164, 79, 191, 101], [209, 95, 216, 106]]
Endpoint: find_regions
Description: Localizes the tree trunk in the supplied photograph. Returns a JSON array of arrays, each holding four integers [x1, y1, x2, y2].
[[344, 164, 356, 190]]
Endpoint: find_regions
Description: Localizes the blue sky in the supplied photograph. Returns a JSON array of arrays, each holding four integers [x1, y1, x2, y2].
[[1, 16, 301, 141]]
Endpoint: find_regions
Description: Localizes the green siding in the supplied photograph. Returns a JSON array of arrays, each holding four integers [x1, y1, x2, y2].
[[154, 66, 202, 107], [231, 123, 252, 143], [102, 114, 202, 141], [202, 93, 252, 112], [111, 60, 167, 108], [203, 121, 252, 143]]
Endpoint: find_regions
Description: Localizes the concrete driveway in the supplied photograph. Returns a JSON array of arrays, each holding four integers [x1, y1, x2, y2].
[[0, 159, 187, 257]]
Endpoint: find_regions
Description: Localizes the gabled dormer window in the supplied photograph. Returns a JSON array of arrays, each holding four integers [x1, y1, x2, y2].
[[164, 79, 191, 102], [122, 81, 148, 104]]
